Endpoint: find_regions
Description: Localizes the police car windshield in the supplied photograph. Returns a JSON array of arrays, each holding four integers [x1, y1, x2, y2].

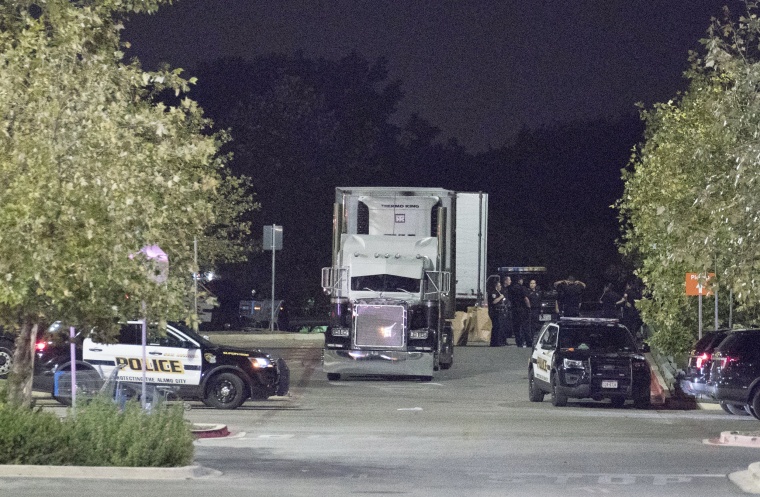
[[168, 321, 215, 348], [559, 326, 636, 352]]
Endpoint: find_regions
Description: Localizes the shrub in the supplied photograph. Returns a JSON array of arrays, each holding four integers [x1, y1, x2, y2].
[[0, 393, 194, 467]]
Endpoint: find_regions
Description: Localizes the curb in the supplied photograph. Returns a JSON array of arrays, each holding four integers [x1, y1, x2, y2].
[[704, 431, 760, 448], [191, 423, 230, 439], [0, 464, 221, 480], [730, 462, 760, 494]]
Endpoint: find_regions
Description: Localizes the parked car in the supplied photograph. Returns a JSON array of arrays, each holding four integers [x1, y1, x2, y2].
[[708, 328, 760, 420], [680, 331, 728, 398], [679, 330, 750, 415], [528, 317, 651, 408], [34, 321, 289, 409], [0, 329, 14, 379]]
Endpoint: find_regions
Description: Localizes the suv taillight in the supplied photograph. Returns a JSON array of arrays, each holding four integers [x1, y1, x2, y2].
[[695, 352, 710, 368]]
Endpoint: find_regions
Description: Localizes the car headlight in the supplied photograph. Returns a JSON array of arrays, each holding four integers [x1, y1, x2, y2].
[[409, 329, 429, 340], [249, 357, 272, 369], [563, 358, 585, 369]]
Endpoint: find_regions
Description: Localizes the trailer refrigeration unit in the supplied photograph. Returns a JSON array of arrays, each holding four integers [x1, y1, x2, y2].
[[321, 187, 488, 381]]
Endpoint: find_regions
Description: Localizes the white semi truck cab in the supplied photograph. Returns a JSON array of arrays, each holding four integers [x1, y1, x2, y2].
[[321, 187, 487, 381]]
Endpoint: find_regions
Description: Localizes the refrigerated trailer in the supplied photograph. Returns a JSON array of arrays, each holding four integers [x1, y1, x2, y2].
[[321, 187, 487, 381]]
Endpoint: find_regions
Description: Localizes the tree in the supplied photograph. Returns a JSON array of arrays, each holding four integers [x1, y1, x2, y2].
[[0, 0, 253, 406], [618, 3, 760, 354]]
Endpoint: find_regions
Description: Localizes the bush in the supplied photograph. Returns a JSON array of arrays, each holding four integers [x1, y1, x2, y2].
[[0, 393, 194, 467]]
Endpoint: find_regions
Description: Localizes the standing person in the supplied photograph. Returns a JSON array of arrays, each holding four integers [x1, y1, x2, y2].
[[501, 276, 514, 343], [488, 279, 506, 347], [621, 281, 643, 336], [553, 275, 586, 317], [509, 276, 532, 347], [599, 283, 622, 318], [527, 279, 542, 344]]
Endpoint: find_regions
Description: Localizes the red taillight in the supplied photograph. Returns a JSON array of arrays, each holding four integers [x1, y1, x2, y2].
[[695, 352, 711, 369], [35, 341, 46, 352]]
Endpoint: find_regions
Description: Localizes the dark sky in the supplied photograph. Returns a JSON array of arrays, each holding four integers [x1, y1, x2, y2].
[[123, 0, 744, 153]]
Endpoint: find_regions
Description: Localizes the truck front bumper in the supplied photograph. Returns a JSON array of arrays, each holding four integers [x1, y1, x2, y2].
[[323, 349, 434, 377]]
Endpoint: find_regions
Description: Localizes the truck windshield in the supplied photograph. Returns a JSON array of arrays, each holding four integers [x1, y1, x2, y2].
[[559, 326, 637, 352], [351, 274, 421, 293]]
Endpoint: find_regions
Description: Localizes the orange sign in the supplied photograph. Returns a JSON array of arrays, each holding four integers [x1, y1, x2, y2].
[[685, 273, 715, 296]]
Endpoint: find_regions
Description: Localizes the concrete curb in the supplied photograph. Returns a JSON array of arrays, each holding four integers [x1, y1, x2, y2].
[[730, 462, 760, 494], [704, 431, 760, 448], [0, 464, 222, 480], [191, 423, 230, 439]]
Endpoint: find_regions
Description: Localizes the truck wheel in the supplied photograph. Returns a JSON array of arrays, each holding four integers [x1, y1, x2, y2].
[[440, 356, 453, 370], [634, 394, 651, 409], [204, 372, 246, 409], [610, 397, 626, 408], [551, 374, 567, 407], [726, 402, 751, 416], [0, 342, 13, 379], [327, 373, 341, 381], [750, 391, 760, 420], [528, 368, 544, 402]]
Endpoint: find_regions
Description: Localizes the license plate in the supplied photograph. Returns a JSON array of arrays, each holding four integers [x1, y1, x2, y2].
[[540, 314, 552, 321], [601, 380, 618, 389]]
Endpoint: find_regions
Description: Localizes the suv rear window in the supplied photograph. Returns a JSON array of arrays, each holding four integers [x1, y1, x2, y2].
[[717, 330, 760, 357]]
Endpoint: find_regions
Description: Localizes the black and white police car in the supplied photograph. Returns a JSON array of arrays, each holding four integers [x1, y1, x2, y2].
[[528, 317, 651, 408], [34, 321, 289, 409]]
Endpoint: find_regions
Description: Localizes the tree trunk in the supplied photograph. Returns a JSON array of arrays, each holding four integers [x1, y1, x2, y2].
[[7, 319, 38, 408]]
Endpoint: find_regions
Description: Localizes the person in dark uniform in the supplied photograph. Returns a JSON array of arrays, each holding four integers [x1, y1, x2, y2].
[[599, 283, 622, 318], [527, 279, 542, 344], [509, 276, 532, 347], [488, 279, 507, 346], [621, 281, 643, 336], [553, 275, 586, 317], [501, 276, 514, 342]]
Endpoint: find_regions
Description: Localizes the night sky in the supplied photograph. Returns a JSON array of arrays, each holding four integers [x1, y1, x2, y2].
[[123, 0, 745, 153]]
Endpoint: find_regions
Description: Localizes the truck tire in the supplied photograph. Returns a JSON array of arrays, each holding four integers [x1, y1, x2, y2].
[[0, 341, 13, 379], [551, 374, 567, 407], [528, 368, 544, 402], [204, 372, 246, 409]]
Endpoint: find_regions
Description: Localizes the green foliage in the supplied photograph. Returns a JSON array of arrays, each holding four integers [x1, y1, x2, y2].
[[0, 394, 194, 466], [0, 1, 254, 402], [618, 2, 760, 354]]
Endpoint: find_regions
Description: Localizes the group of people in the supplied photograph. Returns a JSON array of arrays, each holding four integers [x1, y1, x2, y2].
[[487, 275, 543, 348], [487, 274, 644, 348]]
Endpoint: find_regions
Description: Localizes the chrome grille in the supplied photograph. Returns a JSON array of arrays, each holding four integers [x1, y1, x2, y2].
[[354, 304, 406, 348]]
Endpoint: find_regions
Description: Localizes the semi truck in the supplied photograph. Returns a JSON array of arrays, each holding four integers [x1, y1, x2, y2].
[[321, 187, 488, 381]]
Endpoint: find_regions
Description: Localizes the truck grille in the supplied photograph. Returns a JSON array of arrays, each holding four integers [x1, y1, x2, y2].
[[354, 304, 406, 348]]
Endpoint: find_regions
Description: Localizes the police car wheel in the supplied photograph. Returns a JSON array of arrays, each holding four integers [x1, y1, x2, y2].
[[204, 372, 246, 409], [0, 343, 13, 379], [551, 374, 567, 407], [528, 368, 544, 402], [633, 394, 650, 409], [610, 397, 626, 408]]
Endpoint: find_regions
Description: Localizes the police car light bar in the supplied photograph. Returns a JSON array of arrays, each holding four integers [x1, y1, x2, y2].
[[559, 317, 620, 324], [497, 266, 547, 274]]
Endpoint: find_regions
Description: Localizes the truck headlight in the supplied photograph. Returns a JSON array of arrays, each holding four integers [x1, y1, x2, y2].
[[249, 357, 272, 369], [331, 327, 350, 337], [563, 358, 585, 369], [409, 329, 429, 340]]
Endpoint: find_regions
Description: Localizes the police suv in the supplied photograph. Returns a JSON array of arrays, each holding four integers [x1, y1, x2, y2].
[[528, 317, 651, 408], [34, 321, 289, 409]]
